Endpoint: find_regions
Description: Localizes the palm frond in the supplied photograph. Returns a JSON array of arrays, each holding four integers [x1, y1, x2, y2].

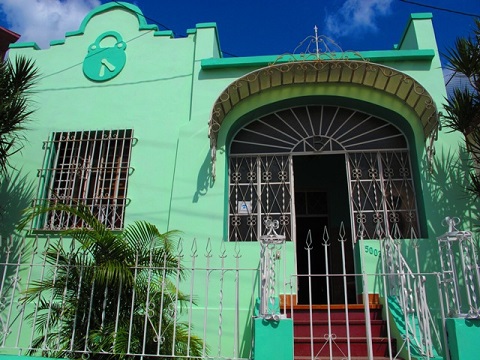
[[123, 221, 181, 254], [468, 172, 480, 199], [442, 87, 480, 135], [444, 37, 480, 81], [21, 203, 205, 357], [0, 55, 38, 174]]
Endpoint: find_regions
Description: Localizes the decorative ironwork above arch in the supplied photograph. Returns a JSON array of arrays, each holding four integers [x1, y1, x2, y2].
[[230, 105, 408, 155], [208, 60, 440, 179]]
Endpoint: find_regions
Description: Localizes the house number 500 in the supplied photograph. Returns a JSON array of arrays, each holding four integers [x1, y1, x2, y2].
[[365, 246, 380, 257]]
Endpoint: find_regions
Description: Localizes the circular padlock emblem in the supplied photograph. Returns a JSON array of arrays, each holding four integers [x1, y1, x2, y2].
[[83, 31, 127, 82]]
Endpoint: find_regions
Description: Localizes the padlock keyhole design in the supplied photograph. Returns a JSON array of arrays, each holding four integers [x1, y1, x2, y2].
[[82, 30, 127, 82]]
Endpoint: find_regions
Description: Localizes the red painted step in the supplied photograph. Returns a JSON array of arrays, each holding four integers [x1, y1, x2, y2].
[[281, 299, 397, 360], [294, 336, 395, 357], [293, 319, 387, 337], [294, 357, 398, 360], [284, 304, 384, 320]]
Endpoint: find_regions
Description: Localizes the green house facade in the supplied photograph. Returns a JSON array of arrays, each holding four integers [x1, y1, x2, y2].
[[2, 2, 479, 360]]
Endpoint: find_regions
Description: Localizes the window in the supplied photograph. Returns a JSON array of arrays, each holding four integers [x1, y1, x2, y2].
[[34, 129, 134, 230]]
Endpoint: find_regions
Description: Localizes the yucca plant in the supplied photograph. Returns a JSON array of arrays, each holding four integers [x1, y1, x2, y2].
[[22, 204, 205, 359]]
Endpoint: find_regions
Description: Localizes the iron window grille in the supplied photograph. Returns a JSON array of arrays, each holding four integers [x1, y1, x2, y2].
[[347, 150, 419, 240], [229, 154, 292, 242], [34, 129, 134, 230]]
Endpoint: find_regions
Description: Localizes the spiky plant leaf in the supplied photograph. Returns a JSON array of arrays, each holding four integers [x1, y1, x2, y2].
[[443, 87, 479, 135], [0, 55, 38, 173], [21, 204, 206, 359]]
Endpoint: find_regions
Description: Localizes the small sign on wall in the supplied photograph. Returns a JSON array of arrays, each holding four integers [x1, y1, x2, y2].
[[237, 201, 252, 214]]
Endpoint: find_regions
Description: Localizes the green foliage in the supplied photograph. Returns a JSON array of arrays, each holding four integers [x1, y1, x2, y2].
[[0, 56, 38, 174], [443, 18, 480, 200], [444, 35, 480, 83], [443, 87, 480, 135], [22, 205, 205, 359]]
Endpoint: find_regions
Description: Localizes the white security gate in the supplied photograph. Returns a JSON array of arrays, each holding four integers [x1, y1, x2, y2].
[[228, 105, 421, 243]]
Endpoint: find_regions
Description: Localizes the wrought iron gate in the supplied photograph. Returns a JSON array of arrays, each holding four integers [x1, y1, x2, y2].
[[228, 105, 422, 243]]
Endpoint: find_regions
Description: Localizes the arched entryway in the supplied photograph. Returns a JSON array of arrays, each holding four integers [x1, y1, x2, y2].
[[228, 104, 421, 303]]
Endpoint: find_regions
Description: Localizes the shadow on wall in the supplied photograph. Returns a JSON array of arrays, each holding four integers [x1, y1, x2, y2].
[[430, 147, 478, 227], [239, 268, 259, 359], [0, 170, 34, 344], [396, 146, 479, 346], [0, 170, 35, 237], [396, 146, 479, 277], [415, 146, 479, 272], [193, 150, 214, 203]]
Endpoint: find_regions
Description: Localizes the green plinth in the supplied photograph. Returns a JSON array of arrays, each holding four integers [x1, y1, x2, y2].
[[253, 317, 293, 360], [446, 317, 480, 360]]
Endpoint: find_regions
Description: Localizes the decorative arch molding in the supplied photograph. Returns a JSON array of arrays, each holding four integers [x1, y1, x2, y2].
[[208, 60, 440, 177]]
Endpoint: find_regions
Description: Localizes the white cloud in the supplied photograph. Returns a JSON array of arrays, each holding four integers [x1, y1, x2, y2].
[[0, 0, 101, 48], [324, 0, 393, 38]]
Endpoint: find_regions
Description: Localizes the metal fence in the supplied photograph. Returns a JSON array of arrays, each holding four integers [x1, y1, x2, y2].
[[0, 228, 452, 360], [278, 224, 446, 360], [0, 235, 257, 360]]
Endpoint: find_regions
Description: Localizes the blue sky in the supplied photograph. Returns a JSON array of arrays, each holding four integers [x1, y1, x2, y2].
[[0, 0, 478, 65]]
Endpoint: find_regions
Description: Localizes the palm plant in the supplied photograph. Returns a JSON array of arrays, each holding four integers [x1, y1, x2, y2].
[[0, 56, 38, 174], [22, 204, 204, 359], [443, 19, 480, 198], [442, 87, 480, 137]]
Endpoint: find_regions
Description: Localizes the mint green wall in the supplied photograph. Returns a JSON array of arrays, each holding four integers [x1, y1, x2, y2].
[[355, 240, 382, 294], [397, 14, 438, 50], [446, 318, 480, 360], [3, 2, 472, 358], [253, 318, 293, 360], [8, 3, 197, 232], [7, 4, 462, 248]]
